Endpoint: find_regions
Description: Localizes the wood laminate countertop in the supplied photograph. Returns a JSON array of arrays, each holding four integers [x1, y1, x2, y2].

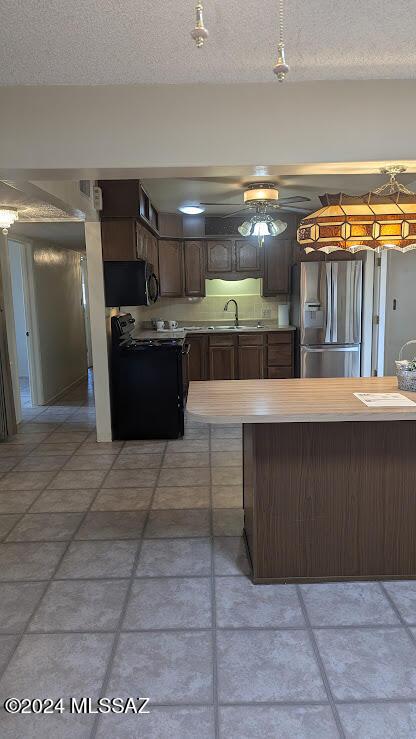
[[187, 376, 416, 424]]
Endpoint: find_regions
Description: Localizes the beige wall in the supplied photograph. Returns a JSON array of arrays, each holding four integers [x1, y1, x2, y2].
[[384, 251, 416, 375], [1, 81, 416, 176], [30, 241, 88, 403]]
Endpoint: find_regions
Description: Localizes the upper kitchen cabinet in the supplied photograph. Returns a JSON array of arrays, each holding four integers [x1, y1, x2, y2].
[[184, 241, 206, 297], [101, 219, 138, 261], [99, 179, 159, 231], [158, 240, 183, 297], [143, 229, 159, 279], [262, 237, 293, 296], [235, 239, 263, 275], [206, 241, 233, 274]]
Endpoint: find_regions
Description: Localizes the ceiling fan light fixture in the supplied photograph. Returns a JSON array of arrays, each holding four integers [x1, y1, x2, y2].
[[0, 207, 18, 235], [238, 221, 253, 236], [268, 219, 288, 236], [253, 221, 270, 237], [244, 184, 279, 204]]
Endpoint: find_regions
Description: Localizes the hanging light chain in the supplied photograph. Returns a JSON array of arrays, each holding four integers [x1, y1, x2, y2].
[[273, 0, 290, 81], [191, 1, 209, 48]]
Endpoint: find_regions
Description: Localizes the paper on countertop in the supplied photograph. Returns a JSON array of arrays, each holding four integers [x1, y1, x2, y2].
[[354, 392, 416, 407]]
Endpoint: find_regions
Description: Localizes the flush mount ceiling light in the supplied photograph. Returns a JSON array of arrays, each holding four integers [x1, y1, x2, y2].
[[297, 166, 416, 254], [191, 1, 209, 47], [273, 0, 290, 81], [0, 207, 18, 235], [179, 205, 205, 215]]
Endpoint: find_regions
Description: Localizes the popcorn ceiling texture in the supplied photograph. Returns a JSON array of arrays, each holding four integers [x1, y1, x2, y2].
[[0, 1, 413, 85]]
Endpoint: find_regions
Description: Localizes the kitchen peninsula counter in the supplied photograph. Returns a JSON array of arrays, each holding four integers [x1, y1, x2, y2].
[[187, 376, 416, 583]]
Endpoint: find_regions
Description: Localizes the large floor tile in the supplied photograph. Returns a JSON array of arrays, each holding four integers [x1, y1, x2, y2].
[[96, 706, 215, 739], [91, 487, 152, 511], [163, 452, 210, 468], [123, 577, 211, 630], [13, 455, 70, 472], [107, 631, 213, 703], [29, 579, 129, 631], [113, 453, 163, 469], [158, 468, 210, 487], [383, 581, 416, 625], [121, 440, 166, 454], [212, 486, 243, 508], [63, 454, 117, 471], [145, 510, 210, 538], [48, 470, 107, 489], [152, 486, 210, 509], [56, 540, 138, 579], [0, 458, 21, 473], [338, 701, 416, 739], [0, 582, 46, 633], [0, 515, 20, 541], [211, 467, 243, 486], [167, 439, 209, 452], [219, 705, 338, 739], [211, 426, 242, 439], [0, 542, 66, 580], [103, 469, 158, 488], [0, 490, 39, 514], [214, 537, 250, 576], [315, 627, 416, 700], [136, 538, 212, 577], [0, 471, 55, 491], [76, 441, 124, 455], [32, 442, 81, 456], [210, 451, 242, 467], [216, 577, 304, 628], [6, 512, 83, 541], [0, 712, 95, 739], [301, 582, 399, 626], [0, 633, 113, 701], [76, 511, 146, 540], [29, 488, 96, 513], [217, 629, 325, 702], [213, 509, 244, 536], [46, 431, 89, 444]]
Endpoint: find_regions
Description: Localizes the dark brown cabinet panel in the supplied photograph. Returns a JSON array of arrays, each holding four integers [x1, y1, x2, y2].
[[158, 240, 183, 297], [235, 239, 263, 274], [208, 335, 237, 380], [262, 238, 292, 295], [145, 232, 159, 280], [188, 335, 209, 381], [206, 241, 233, 274], [101, 219, 138, 261], [238, 345, 265, 379], [184, 241, 206, 297]]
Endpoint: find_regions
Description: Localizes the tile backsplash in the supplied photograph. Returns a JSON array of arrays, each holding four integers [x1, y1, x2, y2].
[[123, 279, 288, 327]]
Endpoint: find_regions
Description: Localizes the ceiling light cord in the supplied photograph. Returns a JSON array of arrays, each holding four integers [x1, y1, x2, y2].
[[273, 0, 290, 81]]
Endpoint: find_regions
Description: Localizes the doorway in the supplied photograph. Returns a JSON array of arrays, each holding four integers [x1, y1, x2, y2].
[[7, 240, 37, 413]]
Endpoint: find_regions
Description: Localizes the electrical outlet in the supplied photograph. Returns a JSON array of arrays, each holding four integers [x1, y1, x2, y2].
[[262, 308, 272, 318]]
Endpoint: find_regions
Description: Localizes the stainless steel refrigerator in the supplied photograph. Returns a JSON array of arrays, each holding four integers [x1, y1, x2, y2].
[[293, 261, 363, 378]]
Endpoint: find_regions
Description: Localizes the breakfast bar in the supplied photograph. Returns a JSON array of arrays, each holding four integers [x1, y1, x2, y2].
[[187, 376, 416, 583]]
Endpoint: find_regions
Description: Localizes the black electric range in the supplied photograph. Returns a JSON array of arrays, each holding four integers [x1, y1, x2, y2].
[[110, 314, 189, 439]]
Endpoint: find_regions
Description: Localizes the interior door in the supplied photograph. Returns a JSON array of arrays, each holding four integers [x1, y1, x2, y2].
[[301, 345, 361, 378]]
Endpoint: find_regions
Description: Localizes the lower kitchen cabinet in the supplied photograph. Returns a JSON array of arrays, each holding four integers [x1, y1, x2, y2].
[[208, 335, 237, 380], [188, 335, 208, 381], [238, 334, 265, 379]]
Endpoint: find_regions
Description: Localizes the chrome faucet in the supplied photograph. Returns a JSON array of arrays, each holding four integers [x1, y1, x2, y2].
[[224, 299, 239, 327]]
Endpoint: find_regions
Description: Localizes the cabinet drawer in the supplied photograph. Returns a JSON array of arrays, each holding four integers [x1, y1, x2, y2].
[[238, 333, 264, 346], [267, 345, 293, 366], [267, 366, 294, 379], [267, 332, 293, 344], [209, 334, 236, 346]]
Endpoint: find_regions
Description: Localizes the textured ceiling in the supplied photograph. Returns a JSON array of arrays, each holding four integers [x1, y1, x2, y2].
[[0, 1, 415, 85]]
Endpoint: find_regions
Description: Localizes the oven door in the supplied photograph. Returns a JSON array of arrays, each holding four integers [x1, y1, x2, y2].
[[182, 342, 190, 402]]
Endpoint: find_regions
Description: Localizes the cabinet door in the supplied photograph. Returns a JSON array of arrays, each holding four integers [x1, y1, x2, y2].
[[184, 241, 206, 297], [209, 345, 237, 380], [263, 238, 292, 295], [235, 239, 263, 274], [188, 335, 208, 381], [145, 232, 159, 280], [206, 241, 233, 274], [238, 345, 265, 379], [101, 219, 137, 261], [136, 222, 146, 260], [158, 240, 183, 297]]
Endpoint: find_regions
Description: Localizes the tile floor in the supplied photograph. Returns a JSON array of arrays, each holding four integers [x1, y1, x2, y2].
[[0, 376, 416, 737]]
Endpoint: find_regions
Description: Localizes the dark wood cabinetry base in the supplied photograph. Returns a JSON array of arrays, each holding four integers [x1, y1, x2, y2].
[[244, 420, 416, 583]]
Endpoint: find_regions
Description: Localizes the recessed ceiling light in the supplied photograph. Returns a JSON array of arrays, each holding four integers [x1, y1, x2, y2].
[[179, 205, 205, 215]]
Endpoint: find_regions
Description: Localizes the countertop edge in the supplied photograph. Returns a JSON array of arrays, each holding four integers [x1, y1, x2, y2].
[[186, 409, 416, 424]]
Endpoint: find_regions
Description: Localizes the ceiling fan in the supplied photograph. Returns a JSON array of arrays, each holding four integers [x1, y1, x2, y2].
[[200, 182, 311, 217]]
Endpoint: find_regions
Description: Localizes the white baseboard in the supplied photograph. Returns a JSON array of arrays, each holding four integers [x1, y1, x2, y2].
[[40, 373, 89, 406]]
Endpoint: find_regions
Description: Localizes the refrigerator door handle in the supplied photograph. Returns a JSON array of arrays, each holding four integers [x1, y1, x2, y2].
[[324, 263, 332, 343], [331, 262, 338, 344], [353, 263, 362, 343]]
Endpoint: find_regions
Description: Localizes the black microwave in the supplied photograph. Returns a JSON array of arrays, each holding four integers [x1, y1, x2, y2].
[[104, 260, 159, 307]]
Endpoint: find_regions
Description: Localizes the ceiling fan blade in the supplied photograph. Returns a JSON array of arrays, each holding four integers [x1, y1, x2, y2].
[[199, 202, 242, 206], [275, 205, 312, 214], [219, 209, 248, 218], [276, 195, 311, 204]]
